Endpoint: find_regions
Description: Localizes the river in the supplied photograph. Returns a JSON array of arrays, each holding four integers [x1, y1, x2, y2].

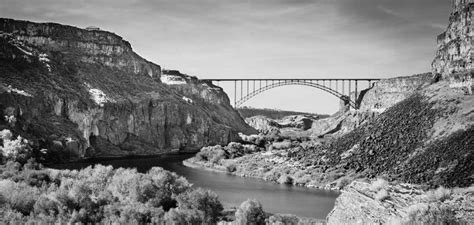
[[51, 154, 339, 219]]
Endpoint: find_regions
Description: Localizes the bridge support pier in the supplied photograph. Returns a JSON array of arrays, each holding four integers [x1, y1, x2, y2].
[[339, 95, 351, 113]]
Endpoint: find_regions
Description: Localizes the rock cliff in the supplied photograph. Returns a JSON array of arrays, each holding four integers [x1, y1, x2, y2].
[[432, 0, 473, 77], [359, 73, 432, 112], [0, 18, 255, 160]]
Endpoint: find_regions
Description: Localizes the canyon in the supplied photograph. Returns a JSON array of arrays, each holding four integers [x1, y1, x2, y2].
[[0, 0, 473, 223]]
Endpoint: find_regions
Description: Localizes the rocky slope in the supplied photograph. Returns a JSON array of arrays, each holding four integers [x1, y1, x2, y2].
[[327, 180, 473, 224], [0, 18, 254, 160]]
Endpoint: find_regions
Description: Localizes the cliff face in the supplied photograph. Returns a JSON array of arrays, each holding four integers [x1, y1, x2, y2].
[[359, 73, 431, 112], [0, 18, 255, 160], [432, 0, 473, 77]]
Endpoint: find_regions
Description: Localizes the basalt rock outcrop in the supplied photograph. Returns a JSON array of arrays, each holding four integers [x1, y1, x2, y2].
[[358, 73, 432, 112], [432, 0, 473, 95], [0, 18, 255, 160], [432, 0, 473, 77]]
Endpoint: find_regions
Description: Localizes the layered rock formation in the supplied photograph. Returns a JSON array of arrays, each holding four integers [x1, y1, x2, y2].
[[358, 73, 431, 112], [432, 0, 473, 77], [0, 18, 254, 160]]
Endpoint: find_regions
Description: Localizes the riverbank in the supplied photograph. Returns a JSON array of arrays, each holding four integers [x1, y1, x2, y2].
[[183, 141, 353, 191]]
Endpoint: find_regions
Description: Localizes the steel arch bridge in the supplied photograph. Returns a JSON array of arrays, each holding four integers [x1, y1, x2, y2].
[[201, 78, 380, 109]]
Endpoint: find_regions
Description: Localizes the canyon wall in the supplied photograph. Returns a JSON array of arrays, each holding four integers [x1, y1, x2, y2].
[[358, 73, 431, 112], [432, 0, 473, 77], [0, 18, 254, 160]]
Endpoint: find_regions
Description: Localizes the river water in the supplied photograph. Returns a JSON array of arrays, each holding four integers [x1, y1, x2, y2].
[[51, 154, 339, 219]]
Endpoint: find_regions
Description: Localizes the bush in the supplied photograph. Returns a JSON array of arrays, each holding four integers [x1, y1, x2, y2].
[[404, 203, 458, 224], [164, 208, 203, 224], [235, 199, 266, 225], [225, 161, 237, 173], [103, 202, 165, 224], [0, 129, 13, 140], [263, 169, 280, 182], [336, 177, 352, 189], [268, 214, 299, 225], [294, 174, 311, 186], [0, 132, 32, 164], [0, 180, 40, 215], [33, 195, 59, 216], [375, 189, 389, 202], [277, 175, 293, 185], [175, 188, 223, 224], [424, 186, 452, 203], [196, 146, 227, 163], [370, 178, 388, 191]]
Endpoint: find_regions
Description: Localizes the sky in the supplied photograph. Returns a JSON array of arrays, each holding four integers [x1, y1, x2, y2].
[[0, 0, 452, 114]]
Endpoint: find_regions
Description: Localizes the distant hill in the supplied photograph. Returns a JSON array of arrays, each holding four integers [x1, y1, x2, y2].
[[237, 107, 329, 120]]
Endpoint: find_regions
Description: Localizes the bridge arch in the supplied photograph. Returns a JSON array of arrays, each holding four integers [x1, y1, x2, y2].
[[235, 80, 355, 108], [201, 78, 379, 109]]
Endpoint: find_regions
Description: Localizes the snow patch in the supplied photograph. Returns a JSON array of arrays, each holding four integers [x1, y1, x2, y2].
[[182, 96, 193, 104], [161, 75, 187, 85], [14, 44, 33, 56], [5, 85, 33, 97], [84, 83, 114, 107], [186, 114, 192, 124], [39, 53, 52, 72]]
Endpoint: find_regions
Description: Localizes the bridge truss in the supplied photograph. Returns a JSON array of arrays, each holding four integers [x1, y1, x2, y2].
[[201, 78, 380, 109]]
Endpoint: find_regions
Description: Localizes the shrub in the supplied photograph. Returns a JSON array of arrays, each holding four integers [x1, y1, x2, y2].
[[295, 174, 311, 186], [23, 170, 52, 187], [210, 149, 225, 164], [235, 199, 266, 225], [268, 214, 299, 225], [336, 177, 352, 189], [370, 178, 388, 192], [263, 169, 280, 182], [164, 208, 203, 224], [225, 161, 237, 173], [0, 161, 21, 179], [103, 202, 165, 224], [225, 142, 244, 158], [424, 186, 452, 203], [375, 189, 389, 202], [196, 146, 227, 163], [404, 203, 458, 224], [277, 175, 293, 185], [0, 133, 32, 164], [33, 195, 59, 216], [144, 167, 191, 210], [175, 188, 223, 224], [0, 129, 13, 140], [0, 180, 40, 215]]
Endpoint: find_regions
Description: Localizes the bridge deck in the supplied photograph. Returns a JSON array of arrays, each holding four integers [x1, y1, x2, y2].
[[201, 78, 380, 81]]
